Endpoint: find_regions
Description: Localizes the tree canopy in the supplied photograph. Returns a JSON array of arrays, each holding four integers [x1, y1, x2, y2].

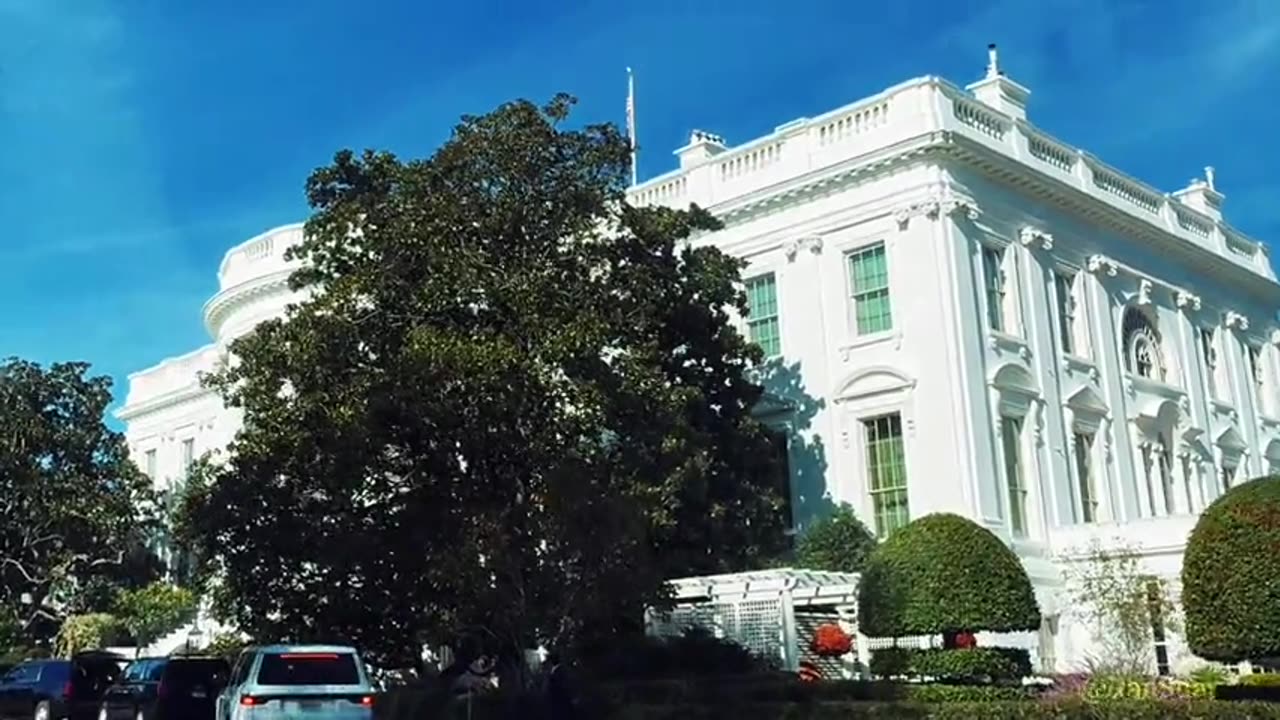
[[858, 513, 1040, 638], [1182, 476, 1280, 663], [0, 358, 159, 644], [179, 94, 790, 668], [793, 504, 876, 574]]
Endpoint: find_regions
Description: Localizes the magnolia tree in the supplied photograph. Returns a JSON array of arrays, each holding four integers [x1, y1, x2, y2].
[[178, 95, 791, 674]]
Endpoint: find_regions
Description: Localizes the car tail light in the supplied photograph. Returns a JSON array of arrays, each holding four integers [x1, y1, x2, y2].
[[240, 695, 262, 706], [359, 695, 374, 707], [61, 681, 73, 699]]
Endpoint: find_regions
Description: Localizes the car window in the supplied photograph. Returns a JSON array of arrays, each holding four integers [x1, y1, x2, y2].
[[145, 661, 168, 681], [164, 659, 230, 689], [229, 651, 255, 686], [256, 653, 361, 686], [2, 663, 41, 683]]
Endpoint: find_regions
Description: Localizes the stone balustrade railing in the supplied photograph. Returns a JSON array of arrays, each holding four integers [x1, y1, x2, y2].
[[627, 77, 1272, 279]]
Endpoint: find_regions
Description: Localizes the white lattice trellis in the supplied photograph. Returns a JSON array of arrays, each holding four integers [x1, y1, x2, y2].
[[646, 568, 862, 672]]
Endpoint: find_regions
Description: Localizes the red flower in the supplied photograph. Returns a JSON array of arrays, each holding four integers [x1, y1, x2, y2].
[[955, 631, 978, 649], [810, 623, 853, 657]]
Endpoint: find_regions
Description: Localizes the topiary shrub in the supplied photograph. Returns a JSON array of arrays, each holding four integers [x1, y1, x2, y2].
[[1182, 476, 1280, 663], [858, 513, 1041, 639], [794, 504, 877, 574]]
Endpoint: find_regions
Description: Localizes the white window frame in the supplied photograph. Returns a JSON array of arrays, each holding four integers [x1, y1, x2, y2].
[[744, 272, 782, 359], [1000, 415, 1028, 536], [862, 412, 910, 539], [845, 241, 894, 337], [981, 244, 1010, 333], [1053, 269, 1087, 357]]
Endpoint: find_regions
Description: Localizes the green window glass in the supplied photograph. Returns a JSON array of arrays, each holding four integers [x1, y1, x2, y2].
[[1002, 416, 1027, 535], [746, 274, 781, 358], [982, 246, 1006, 332], [847, 244, 892, 335], [865, 413, 909, 538]]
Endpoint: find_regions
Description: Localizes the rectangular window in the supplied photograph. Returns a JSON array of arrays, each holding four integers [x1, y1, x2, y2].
[[1073, 432, 1097, 523], [864, 413, 909, 538], [982, 246, 1006, 332], [1200, 328, 1219, 399], [144, 449, 157, 480], [1221, 462, 1236, 492], [1001, 417, 1027, 535], [745, 274, 781, 358], [181, 439, 195, 472], [1247, 345, 1265, 406], [1146, 580, 1171, 677], [847, 243, 893, 335], [768, 430, 794, 533], [1053, 272, 1077, 355]]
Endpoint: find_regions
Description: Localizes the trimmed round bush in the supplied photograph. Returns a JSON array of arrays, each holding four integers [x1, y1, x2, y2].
[[858, 513, 1041, 637], [794, 504, 877, 574], [1182, 476, 1280, 662]]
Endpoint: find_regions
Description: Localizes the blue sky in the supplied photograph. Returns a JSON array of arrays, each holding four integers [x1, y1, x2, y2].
[[2, 0, 1279, 425]]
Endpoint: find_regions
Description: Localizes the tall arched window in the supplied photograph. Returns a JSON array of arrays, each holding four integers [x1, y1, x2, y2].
[[1122, 307, 1165, 381]]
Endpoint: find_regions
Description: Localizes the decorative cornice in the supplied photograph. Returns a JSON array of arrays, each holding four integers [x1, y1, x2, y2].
[[1017, 226, 1054, 250], [115, 383, 218, 422], [202, 271, 295, 339], [1086, 254, 1118, 277], [1223, 311, 1250, 331], [783, 234, 824, 261], [1175, 290, 1202, 312], [892, 185, 981, 229]]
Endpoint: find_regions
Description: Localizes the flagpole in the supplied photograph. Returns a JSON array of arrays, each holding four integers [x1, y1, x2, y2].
[[626, 67, 638, 187]]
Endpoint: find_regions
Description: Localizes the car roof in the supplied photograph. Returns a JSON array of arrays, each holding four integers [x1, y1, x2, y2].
[[247, 644, 360, 654]]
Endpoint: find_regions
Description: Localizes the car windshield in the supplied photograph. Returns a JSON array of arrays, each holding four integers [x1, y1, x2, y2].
[[2, 664, 41, 683], [256, 653, 360, 686], [165, 659, 229, 688]]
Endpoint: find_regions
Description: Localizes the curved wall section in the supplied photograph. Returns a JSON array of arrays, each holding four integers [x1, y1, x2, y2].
[[203, 223, 308, 343]]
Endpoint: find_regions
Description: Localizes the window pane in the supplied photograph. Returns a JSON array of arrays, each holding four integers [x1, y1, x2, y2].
[[1055, 273, 1075, 354], [849, 245, 893, 335], [1002, 418, 1025, 535], [745, 274, 781, 357], [983, 248, 1005, 332], [1074, 433, 1095, 523], [864, 413, 909, 538]]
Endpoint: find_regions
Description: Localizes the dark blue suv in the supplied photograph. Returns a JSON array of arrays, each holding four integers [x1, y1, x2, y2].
[[0, 652, 124, 720]]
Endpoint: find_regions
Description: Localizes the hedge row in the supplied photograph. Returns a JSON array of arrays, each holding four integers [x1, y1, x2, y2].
[[608, 701, 1280, 720], [373, 697, 1280, 720], [869, 647, 1032, 683], [592, 677, 1033, 705]]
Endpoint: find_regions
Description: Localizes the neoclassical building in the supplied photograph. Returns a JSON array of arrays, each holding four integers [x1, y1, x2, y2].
[[119, 51, 1279, 669]]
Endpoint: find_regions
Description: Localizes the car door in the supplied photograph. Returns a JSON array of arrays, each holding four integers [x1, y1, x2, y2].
[[216, 651, 254, 720], [0, 663, 42, 720], [101, 660, 149, 720]]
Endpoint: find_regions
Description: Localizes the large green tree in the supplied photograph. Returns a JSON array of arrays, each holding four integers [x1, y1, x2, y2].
[[179, 95, 790, 670], [0, 359, 159, 643]]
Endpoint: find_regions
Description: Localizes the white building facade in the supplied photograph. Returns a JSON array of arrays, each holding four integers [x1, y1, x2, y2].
[[119, 55, 1280, 671]]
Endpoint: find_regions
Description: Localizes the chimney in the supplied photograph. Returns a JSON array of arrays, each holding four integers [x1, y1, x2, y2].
[[675, 129, 727, 169], [966, 43, 1031, 121], [1172, 166, 1225, 222]]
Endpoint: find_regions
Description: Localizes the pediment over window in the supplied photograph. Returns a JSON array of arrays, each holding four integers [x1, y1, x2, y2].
[[1215, 425, 1248, 452], [1064, 385, 1108, 433], [832, 365, 916, 403], [1133, 398, 1187, 441], [990, 363, 1037, 395], [1264, 439, 1280, 465]]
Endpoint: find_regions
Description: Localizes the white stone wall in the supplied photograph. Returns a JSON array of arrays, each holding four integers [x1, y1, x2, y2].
[[119, 66, 1280, 675]]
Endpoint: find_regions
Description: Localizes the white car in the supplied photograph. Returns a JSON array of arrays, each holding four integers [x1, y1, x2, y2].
[[216, 645, 375, 720]]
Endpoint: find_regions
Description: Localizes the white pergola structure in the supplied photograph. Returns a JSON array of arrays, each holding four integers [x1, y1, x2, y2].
[[644, 568, 867, 674]]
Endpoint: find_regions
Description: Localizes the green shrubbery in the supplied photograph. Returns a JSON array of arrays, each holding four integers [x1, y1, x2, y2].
[[578, 628, 772, 682], [793, 504, 877, 574], [601, 701, 1280, 720], [869, 648, 1032, 684], [858, 514, 1041, 638], [1182, 476, 1280, 663]]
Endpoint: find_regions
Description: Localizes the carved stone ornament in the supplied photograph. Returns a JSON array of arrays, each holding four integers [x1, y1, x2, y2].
[[1018, 226, 1054, 250], [893, 187, 981, 229], [1175, 290, 1202, 312], [784, 235, 824, 262], [1086, 254, 1118, 277], [1223, 311, 1250, 331], [1136, 279, 1154, 306]]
